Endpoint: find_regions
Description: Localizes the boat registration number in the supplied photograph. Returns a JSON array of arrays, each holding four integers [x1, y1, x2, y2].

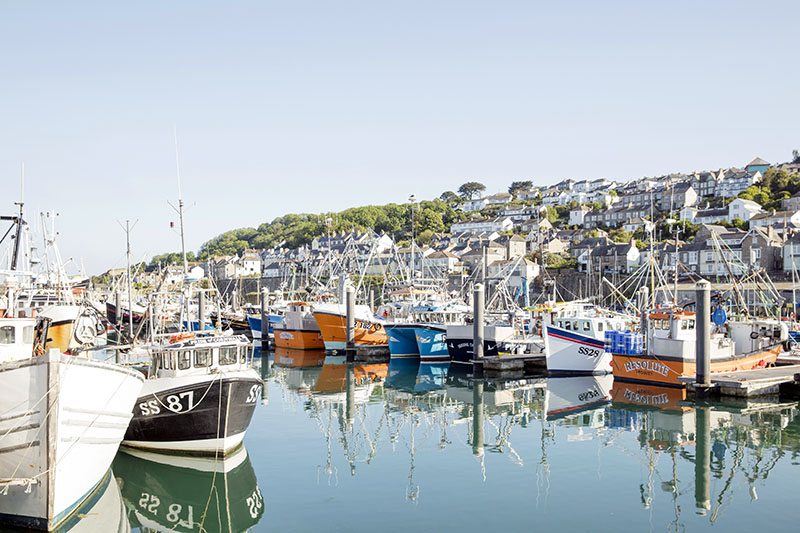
[[577, 346, 601, 358]]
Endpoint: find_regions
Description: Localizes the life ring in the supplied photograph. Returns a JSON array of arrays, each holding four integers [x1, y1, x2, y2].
[[169, 332, 195, 344]]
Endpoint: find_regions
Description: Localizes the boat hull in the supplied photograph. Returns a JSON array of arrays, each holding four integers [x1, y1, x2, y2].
[[415, 325, 449, 362], [0, 351, 143, 530], [544, 324, 612, 375], [445, 325, 514, 364], [611, 344, 782, 387], [385, 324, 419, 358], [123, 370, 261, 455], [312, 311, 388, 351], [273, 327, 325, 350]]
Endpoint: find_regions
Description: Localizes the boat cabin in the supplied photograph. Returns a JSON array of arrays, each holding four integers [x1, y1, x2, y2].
[[648, 311, 696, 342], [646, 310, 734, 360], [150, 335, 252, 378], [0, 317, 36, 362], [553, 317, 626, 337]]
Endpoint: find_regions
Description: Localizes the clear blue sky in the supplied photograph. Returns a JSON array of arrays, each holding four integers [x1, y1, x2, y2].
[[1, 1, 798, 274]]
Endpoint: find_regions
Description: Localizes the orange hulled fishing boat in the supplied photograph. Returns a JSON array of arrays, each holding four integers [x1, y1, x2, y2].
[[273, 302, 326, 350], [612, 308, 787, 387], [312, 302, 388, 351]]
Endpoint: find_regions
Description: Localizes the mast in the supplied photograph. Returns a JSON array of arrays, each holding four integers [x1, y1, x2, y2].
[[169, 127, 190, 329], [10, 164, 24, 271], [126, 220, 133, 335], [672, 225, 681, 306]]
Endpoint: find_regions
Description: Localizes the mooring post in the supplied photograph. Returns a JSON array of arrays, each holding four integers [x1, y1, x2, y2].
[[695, 280, 711, 396], [198, 289, 206, 332], [638, 286, 649, 335], [369, 288, 375, 313], [115, 292, 122, 328], [345, 361, 355, 427], [694, 406, 711, 513], [472, 380, 485, 457], [473, 283, 485, 374], [260, 347, 270, 405], [346, 285, 355, 358], [261, 288, 270, 352]]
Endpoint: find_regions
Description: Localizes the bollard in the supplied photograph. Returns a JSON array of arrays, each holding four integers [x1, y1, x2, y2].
[[695, 280, 711, 394], [115, 292, 122, 328], [198, 290, 206, 332], [346, 285, 355, 356], [472, 380, 485, 457], [694, 406, 711, 512], [260, 288, 270, 352], [473, 283, 485, 362]]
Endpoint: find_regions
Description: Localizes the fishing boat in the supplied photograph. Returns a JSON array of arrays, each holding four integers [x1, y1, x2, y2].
[[113, 445, 263, 532], [385, 323, 419, 358], [543, 307, 634, 375], [273, 302, 325, 350], [445, 323, 515, 365], [0, 317, 143, 530], [612, 308, 787, 387], [122, 334, 262, 454], [312, 302, 388, 351]]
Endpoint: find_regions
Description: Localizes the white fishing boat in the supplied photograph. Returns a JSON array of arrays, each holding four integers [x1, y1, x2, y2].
[[0, 322, 143, 530], [543, 304, 635, 375], [122, 334, 261, 454]]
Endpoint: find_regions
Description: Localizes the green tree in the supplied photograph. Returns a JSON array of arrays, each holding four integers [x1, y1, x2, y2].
[[457, 181, 486, 199], [418, 209, 445, 233], [508, 180, 533, 198], [439, 191, 460, 205]]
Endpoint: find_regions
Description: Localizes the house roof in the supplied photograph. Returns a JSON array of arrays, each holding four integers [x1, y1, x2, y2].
[[747, 157, 770, 167]]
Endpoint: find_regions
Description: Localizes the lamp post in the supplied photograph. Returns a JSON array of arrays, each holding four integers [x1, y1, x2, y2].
[[409, 194, 417, 283]]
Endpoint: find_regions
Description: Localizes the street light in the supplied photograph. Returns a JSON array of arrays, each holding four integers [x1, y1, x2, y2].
[[409, 194, 417, 283]]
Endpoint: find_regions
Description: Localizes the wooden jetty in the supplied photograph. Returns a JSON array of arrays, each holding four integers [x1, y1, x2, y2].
[[679, 364, 800, 398]]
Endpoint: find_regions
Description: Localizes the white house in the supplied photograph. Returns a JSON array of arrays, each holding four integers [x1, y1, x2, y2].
[[569, 206, 590, 226], [727, 198, 763, 223], [462, 197, 489, 212], [783, 234, 800, 274], [450, 216, 513, 234], [749, 210, 800, 230]]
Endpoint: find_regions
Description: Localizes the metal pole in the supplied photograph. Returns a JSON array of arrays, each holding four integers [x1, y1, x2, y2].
[[346, 285, 355, 355], [115, 292, 122, 328], [472, 380, 484, 456], [473, 283, 485, 361], [369, 288, 375, 313], [695, 280, 711, 392], [198, 290, 206, 332], [694, 406, 711, 513], [261, 288, 270, 352], [126, 220, 133, 336]]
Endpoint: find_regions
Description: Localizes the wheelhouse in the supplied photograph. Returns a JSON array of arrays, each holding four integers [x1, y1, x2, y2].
[[151, 335, 252, 377]]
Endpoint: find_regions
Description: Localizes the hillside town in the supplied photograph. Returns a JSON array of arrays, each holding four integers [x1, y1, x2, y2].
[[121, 154, 800, 305]]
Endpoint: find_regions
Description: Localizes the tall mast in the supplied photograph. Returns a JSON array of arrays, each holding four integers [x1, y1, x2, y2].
[[174, 126, 188, 278], [10, 164, 24, 271], [126, 220, 134, 335]]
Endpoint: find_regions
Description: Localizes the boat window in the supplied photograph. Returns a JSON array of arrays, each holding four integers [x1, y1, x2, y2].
[[195, 348, 212, 367], [178, 350, 191, 370], [597, 322, 604, 332], [564, 321, 571, 330], [583, 321, 591, 331], [22, 326, 34, 344], [162, 353, 173, 370], [219, 346, 237, 365], [680, 320, 688, 330], [572, 321, 579, 331], [240, 346, 247, 363], [687, 320, 695, 329], [0, 326, 14, 344]]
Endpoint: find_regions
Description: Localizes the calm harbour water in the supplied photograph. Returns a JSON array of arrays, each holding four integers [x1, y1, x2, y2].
[[68, 346, 800, 532]]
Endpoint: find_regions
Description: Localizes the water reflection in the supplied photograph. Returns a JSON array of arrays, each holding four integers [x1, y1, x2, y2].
[[54, 470, 128, 532], [113, 446, 263, 532], [264, 354, 800, 530]]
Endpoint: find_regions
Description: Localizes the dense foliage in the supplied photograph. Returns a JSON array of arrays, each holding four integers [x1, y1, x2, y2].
[[146, 200, 467, 267], [738, 168, 800, 210]]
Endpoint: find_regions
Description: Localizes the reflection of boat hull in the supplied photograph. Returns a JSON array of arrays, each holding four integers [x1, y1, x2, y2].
[[273, 327, 325, 350], [544, 324, 611, 375], [53, 469, 129, 532], [0, 352, 143, 530], [274, 348, 326, 368], [385, 358, 420, 391], [414, 362, 449, 392], [545, 375, 612, 420], [385, 324, 419, 358], [113, 446, 263, 533], [123, 370, 261, 454], [415, 325, 449, 362], [611, 344, 782, 387], [313, 311, 388, 351], [610, 382, 688, 411]]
